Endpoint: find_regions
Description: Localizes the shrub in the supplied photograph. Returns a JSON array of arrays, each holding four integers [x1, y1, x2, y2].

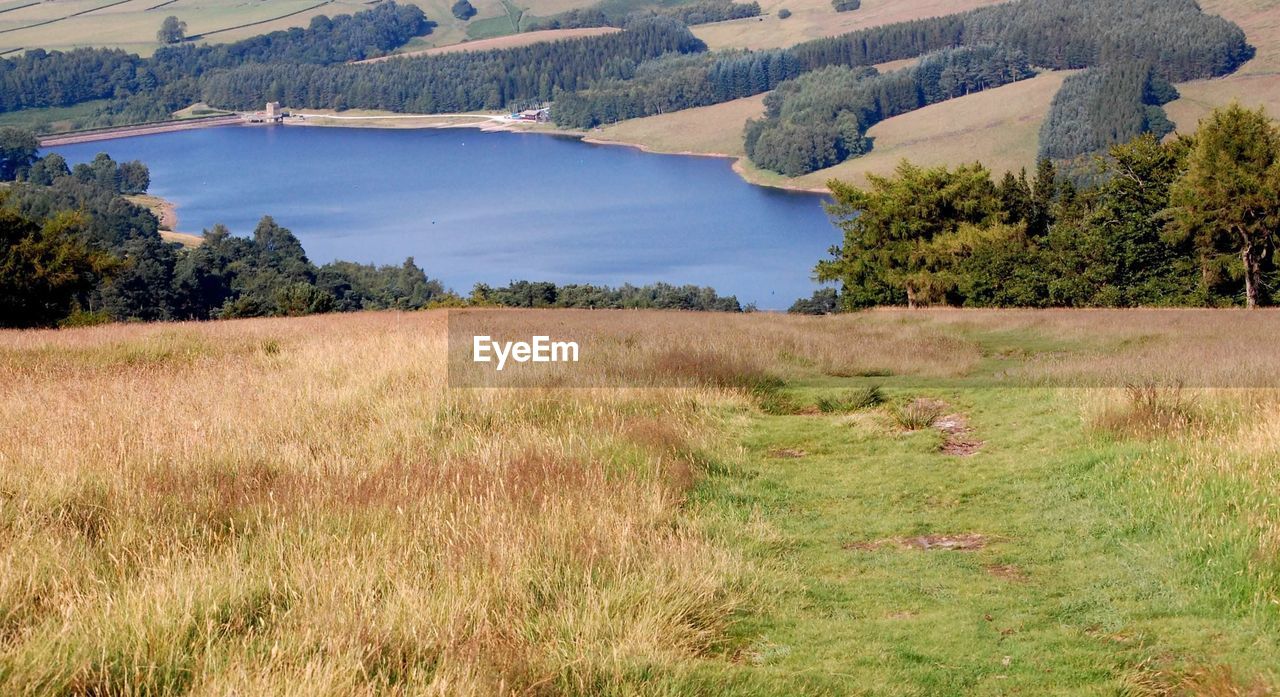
[[58, 309, 112, 328], [777, 8, 791, 19], [891, 398, 945, 430], [832, 0, 860, 11], [451, 0, 477, 20]]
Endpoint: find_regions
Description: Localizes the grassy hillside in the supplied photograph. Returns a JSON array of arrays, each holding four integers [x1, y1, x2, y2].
[[607, 0, 1280, 190], [746, 70, 1071, 189], [2, 308, 1279, 693], [1166, 0, 1280, 133]]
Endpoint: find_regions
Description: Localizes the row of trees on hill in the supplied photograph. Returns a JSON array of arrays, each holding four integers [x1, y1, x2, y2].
[[553, 48, 805, 128], [526, 0, 760, 31], [806, 105, 1280, 311], [470, 280, 745, 311], [744, 46, 1034, 176], [199, 17, 704, 113]]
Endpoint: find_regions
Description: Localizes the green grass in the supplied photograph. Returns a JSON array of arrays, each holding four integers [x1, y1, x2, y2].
[[674, 326, 1279, 693], [466, 0, 523, 38], [0, 100, 109, 134]]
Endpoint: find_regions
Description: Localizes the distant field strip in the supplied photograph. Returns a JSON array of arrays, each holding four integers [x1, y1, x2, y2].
[[0, 0, 136, 35], [0, 2, 37, 16], [360, 27, 618, 62], [189, 0, 333, 39]]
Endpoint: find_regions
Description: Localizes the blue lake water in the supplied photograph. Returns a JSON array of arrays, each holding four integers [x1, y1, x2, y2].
[[51, 125, 837, 309]]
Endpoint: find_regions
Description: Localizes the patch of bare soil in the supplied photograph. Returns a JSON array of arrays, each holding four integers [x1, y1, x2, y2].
[[844, 533, 992, 551], [767, 447, 807, 459], [935, 412, 984, 456], [985, 563, 1027, 582]]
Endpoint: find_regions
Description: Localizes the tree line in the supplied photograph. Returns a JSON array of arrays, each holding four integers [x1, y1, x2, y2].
[[199, 17, 704, 113], [553, 48, 805, 128], [525, 0, 760, 31], [805, 105, 1280, 312], [745, 45, 1034, 176], [470, 280, 745, 311]]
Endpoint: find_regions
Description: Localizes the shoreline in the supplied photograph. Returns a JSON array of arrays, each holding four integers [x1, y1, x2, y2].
[[38, 114, 243, 147], [41, 109, 829, 196], [289, 114, 827, 193]]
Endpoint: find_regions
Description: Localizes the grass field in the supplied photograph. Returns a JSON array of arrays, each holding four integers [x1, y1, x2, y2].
[[357, 27, 617, 62], [2, 308, 1279, 693], [691, 0, 1006, 51], [590, 94, 766, 157]]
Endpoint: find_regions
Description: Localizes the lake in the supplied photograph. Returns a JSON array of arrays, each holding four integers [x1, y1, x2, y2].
[[51, 125, 838, 309]]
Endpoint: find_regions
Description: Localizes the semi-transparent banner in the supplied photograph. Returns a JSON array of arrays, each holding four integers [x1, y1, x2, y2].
[[446, 308, 1280, 389]]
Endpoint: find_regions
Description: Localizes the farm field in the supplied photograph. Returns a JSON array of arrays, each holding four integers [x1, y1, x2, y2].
[[358, 26, 617, 61], [0, 0, 372, 56], [2, 308, 1278, 693], [0, 0, 608, 56], [690, 0, 1007, 51]]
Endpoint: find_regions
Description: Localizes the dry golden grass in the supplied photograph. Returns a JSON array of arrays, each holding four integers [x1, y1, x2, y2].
[[589, 94, 766, 157], [691, 0, 1008, 51], [0, 312, 734, 694], [0, 308, 991, 694]]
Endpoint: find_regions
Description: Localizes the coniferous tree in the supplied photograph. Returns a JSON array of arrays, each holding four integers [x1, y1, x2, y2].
[[1170, 104, 1280, 308]]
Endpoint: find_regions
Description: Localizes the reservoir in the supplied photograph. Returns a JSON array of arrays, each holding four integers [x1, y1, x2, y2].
[[52, 125, 838, 309]]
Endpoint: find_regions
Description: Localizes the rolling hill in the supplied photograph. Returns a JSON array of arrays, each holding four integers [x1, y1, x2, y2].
[[597, 0, 1280, 188]]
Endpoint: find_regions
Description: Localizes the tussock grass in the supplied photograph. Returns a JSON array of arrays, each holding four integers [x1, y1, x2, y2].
[[816, 385, 884, 413], [1094, 383, 1201, 438], [889, 397, 946, 431]]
